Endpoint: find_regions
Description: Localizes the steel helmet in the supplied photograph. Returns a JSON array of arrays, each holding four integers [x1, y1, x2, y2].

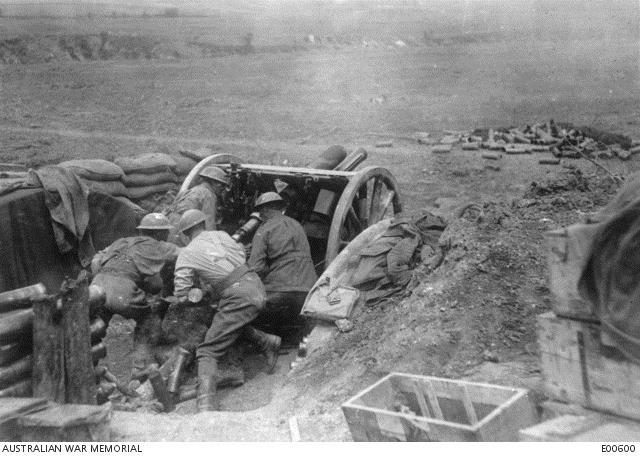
[[199, 166, 229, 185], [178, 209, 207, 234], [137, 213, 173, 230], [254, 192, 284, 208]]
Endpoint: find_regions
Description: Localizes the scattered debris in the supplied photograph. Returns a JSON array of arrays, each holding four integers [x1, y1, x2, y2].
[[481, 152, 502, 160], [431, 144, 452, 154], [335, 319, 354, 333], [482, 349, 500, 363]]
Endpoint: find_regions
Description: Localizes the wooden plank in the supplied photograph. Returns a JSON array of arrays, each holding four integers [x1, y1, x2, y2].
[[424, 380, 444, 420], [538, 312, 640, 420], [461, 385, 479, 425], [0, 397, 48, 423], [0, 341, 31, 367], [0, 397, 48, 441], [32, 296, 64, 403], [0, 284, 46, 313], [61, 272, 96, 405], [0, 355, 31, 388], [0, 308, 33, 345], [411, 380, 431, 418], [0, 379, 32, 398], [544, 224, 600, 321], [16, 403, 111, 442]]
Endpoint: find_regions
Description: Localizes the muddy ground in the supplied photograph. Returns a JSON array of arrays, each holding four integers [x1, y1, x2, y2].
[[1, 8, 639, 440]]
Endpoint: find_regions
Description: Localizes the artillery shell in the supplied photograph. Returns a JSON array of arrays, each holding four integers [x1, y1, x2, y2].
[[481, 152, 502, 160]]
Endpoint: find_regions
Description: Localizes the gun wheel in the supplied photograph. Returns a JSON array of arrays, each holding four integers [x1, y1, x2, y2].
[[325, 166, 402, 266]]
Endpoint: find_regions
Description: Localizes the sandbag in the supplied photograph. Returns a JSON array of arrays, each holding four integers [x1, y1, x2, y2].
[[128, 182, 177, 200], [59, 159, 124, 181], [114, 153, 177, 175], [81, 179, 129, 198], [179, 147, 216, 162], [122, 171, 178, 187], [172, 154, 198, 176]]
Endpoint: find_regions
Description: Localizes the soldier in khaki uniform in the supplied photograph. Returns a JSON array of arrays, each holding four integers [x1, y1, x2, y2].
[[173, 209, 281, 412], [248, 192, 318, 328], [166, 166, 228, 244], [90, 213, 181, 377]]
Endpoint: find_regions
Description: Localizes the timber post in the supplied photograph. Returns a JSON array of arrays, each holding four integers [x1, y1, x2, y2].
[[61, 271, 97, 405], [31, 295, 65, 402]]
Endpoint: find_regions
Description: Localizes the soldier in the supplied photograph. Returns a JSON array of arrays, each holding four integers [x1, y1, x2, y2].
[[173, 209, 281, 412], [90, 213, 181, 377], [167, 166, 228, 243], [248, 192, 318, 329]]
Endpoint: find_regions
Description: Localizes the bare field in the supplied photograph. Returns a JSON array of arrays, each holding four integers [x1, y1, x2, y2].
[[1, 36, 638, 214], [2, 37, 638, 137]]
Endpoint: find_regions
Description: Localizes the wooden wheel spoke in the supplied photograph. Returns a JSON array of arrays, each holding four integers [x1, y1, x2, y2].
[[325, 166, 402, 268], [369, 177, 383, 223], [372, 190, 395, 224], [347, 206, 363, 232]]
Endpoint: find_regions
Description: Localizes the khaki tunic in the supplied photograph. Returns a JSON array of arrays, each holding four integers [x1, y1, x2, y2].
[[248, 214, 317, 293]]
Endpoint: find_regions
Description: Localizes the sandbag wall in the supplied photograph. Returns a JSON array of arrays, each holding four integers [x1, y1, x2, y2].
[[57, 152, 199, 208], [0, 283, 108, 398], [58, 159, 129, 197]]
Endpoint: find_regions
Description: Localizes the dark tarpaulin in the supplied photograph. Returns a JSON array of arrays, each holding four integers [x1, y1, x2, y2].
[[579, 171, 640, 363], [0, 189, 139, 293]]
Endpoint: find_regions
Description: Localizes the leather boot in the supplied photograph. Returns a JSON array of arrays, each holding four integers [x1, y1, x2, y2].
[[196, 361, 219, 412], [243, 326, 281, 374]]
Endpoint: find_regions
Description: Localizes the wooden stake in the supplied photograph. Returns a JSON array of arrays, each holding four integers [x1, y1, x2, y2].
[[289, 416, 301, 442], [61, 271, 96, 405], [32, 296, 65, 403]]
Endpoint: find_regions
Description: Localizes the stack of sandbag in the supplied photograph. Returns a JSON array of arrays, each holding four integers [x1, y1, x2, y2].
[[115, 153, 181, 200], [58, 159, 129, 197]]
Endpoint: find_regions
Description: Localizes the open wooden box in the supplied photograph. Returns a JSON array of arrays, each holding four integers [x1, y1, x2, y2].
[[342, 373, 536, 441]]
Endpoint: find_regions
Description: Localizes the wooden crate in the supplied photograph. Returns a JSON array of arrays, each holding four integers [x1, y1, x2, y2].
[[520, 411, 640, 442], [341, 373, 536, 441], [544, 223, 600, 321], [538, 312, 640, 421]]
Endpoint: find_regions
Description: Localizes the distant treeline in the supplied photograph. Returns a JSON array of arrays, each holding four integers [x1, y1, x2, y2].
[[0, 4, 214, 19]]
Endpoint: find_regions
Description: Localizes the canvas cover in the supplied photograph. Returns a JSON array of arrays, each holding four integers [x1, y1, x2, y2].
[[578, 171, 640, 363], [0, 188, 139, 293]]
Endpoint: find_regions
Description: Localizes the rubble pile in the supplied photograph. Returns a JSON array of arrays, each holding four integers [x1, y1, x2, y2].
[[422, 121, 638, 162]]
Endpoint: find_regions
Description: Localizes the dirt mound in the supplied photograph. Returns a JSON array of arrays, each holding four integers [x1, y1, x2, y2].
[[289, 170, 622, 412], [0, 33, 184, 64]]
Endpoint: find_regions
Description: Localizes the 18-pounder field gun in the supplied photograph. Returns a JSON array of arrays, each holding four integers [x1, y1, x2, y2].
[[178, 150, 402, 273]]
